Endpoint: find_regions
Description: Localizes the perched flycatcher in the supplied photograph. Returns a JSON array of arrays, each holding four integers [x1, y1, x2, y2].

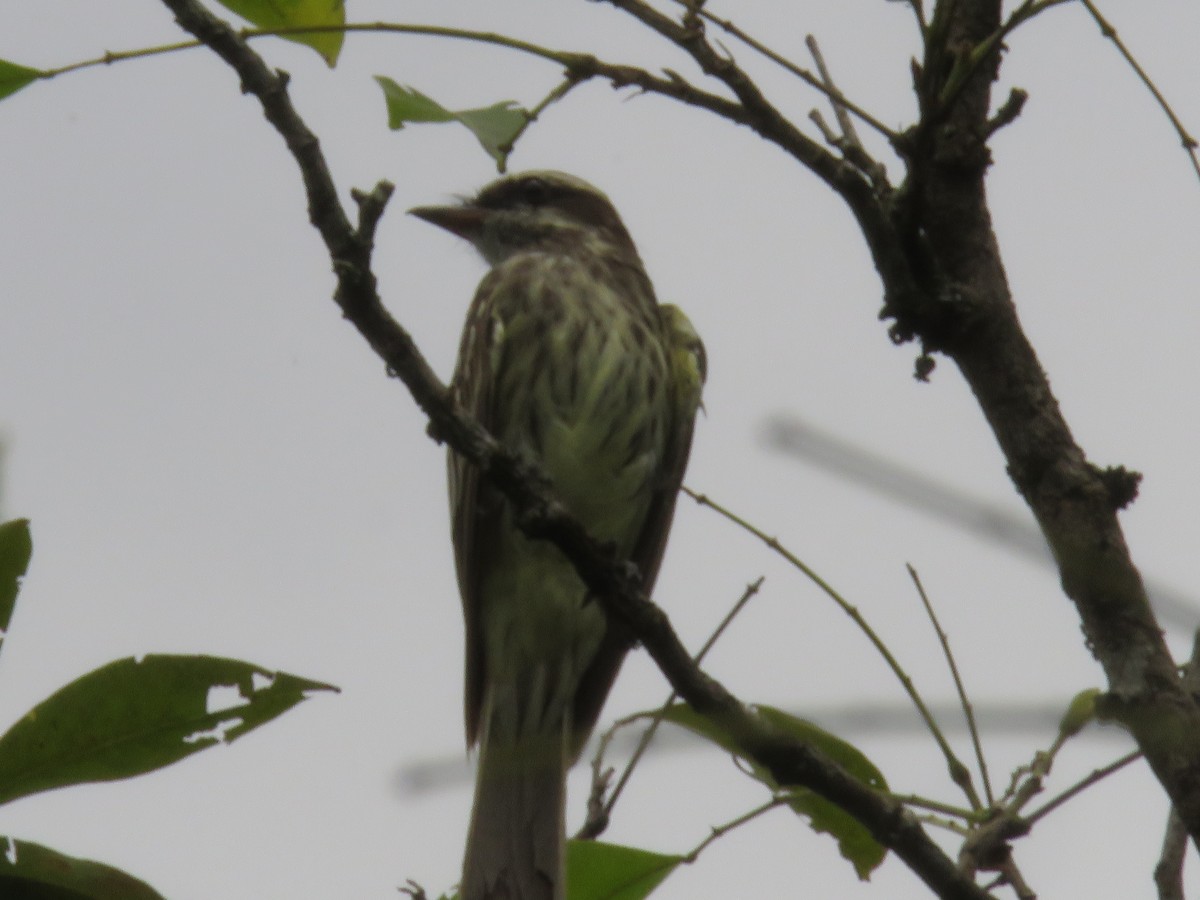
[[411, 171, 705, 900]]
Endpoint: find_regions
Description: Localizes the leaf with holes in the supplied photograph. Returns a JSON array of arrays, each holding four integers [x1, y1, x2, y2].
[[0, 654, 337, 806]]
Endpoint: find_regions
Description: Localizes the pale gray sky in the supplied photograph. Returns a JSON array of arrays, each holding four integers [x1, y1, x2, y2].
[[2, 2, 1199, 898]]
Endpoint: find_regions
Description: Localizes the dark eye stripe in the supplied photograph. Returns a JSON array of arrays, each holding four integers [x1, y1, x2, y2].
[[477, 175, 560, 210], [470, 173, 639, 257]]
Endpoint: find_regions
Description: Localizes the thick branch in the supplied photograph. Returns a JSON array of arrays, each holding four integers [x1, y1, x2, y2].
[[598, 0, 931, 410], [159, 1, 993, 896], [600, 0, 1200, 858], [901, 0, 1200, 847]]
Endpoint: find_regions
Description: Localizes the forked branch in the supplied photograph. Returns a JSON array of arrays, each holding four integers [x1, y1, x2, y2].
[[158, 0, 993, 897]]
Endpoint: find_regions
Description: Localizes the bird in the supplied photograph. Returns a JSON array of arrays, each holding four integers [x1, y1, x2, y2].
[[410, 171, 705, 900]]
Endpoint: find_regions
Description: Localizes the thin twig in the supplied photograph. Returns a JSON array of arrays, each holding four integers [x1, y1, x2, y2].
[[599, 0, 883, 209], [804, 34, 889, 190], [893, 792, 975, 822], [661, 0, 899, 142], [682, 486, 980, 808], [1023, 749, 1142, 825], [37, 39, 206, 78], [1078, 0, 1200, 183], [808, 109, 840, 147], [1153, 629, 1200, 898], [982, 87, 1029, 139], [806, 35, 862, 153], [33, 21, 749, 140], [256, 21, 582, 66], [680, 796, 789, 864], [914, 811, 972, 836], [495, 72, 586, 171], [907, 564, 994, 807], [598, 577, 766, 824], [34, 23, 574, 79], [576, 761, 613, 841], [1154, 809, 1187, 900], [994, 858, 1037, 900], [935, 0, 1070, 111]]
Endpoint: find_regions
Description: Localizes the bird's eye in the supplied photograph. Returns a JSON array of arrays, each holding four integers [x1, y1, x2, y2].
[[520, 178, 551, 207]]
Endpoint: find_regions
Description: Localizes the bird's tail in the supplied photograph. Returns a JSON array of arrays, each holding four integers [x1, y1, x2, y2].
[[461, 721, 568, 900]]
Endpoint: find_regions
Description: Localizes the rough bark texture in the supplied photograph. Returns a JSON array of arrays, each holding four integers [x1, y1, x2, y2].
[[609, 0, 1200, 858], [885, 0, 1200, 845]]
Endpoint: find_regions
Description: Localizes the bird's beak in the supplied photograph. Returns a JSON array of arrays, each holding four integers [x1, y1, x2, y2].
[[408, 204, 487, 241]]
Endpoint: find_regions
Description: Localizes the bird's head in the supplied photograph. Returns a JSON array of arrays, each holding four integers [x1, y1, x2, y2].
[[409, 171, 639, 266]]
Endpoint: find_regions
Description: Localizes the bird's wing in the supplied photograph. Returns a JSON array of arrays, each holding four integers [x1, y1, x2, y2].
[[569, 302, 706, 752], [630, 303, 707, 591], [449, 267, 506, 748]]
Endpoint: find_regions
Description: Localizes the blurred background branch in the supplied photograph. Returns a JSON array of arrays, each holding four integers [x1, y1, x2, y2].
[[763, 414, 1197, 631]]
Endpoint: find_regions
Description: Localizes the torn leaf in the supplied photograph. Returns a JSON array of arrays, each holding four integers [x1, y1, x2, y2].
[[0, 654, 338, 806], [375, 77, 527, 171]]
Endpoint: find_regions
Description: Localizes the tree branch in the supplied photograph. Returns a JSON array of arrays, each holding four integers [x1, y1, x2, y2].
[[159, 1, 995, 896], [899, 0, 1200, 849], [597, 0, 1200, 859], [1077, 0, 1200, 183], [662, 1, 900, 143], [599, 0, 878, 196]]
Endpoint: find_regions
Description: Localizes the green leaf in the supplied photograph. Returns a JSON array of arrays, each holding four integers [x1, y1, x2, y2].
[[661, 704, 887, 879], [376, 79, 456, 127], [215, 0, 344, 66], [441, 842, 679, 900], [0, 60, 42, 103], [1059, 687, 1101, 738], [375, 78, 527, 171], [566, 841, 682, 900], [0, 838, 166, 899], [756, 705, 888, 791], [0, 519, 32, 662], [0, 654, 338, 806], [781, 792, 884, 882], [454, 105, 528, 168]]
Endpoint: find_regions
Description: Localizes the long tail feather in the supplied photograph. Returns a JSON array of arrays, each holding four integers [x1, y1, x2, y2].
[[461, 724, 567, 900]]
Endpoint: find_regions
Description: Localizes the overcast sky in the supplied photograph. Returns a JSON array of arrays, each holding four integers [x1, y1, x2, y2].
[[2, 2, 1199, 898]]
